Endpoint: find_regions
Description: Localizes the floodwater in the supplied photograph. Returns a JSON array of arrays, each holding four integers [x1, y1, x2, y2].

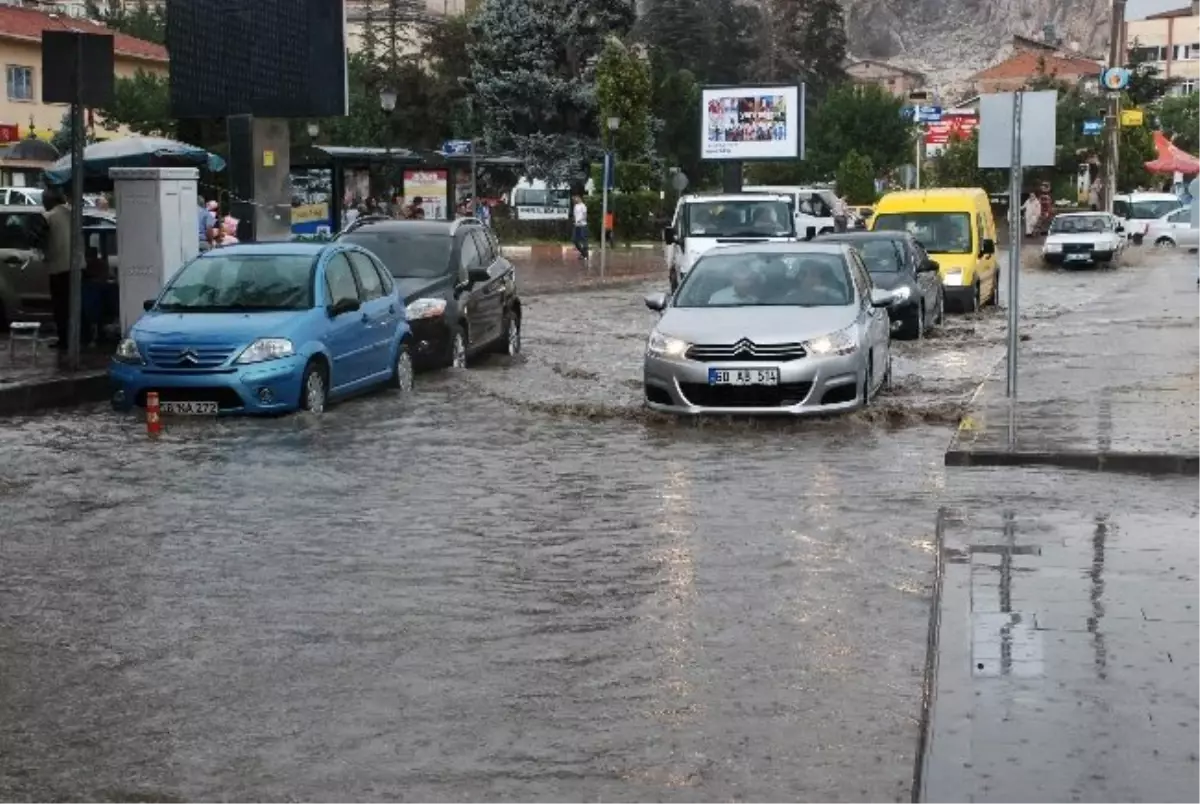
[[0, 255, 1153, 801]]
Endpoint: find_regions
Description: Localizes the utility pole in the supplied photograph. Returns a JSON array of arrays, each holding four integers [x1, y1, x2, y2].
[[1103, 0, 1127, 212]]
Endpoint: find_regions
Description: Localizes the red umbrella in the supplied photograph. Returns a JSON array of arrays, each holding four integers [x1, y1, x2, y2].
[[1144, 130, 1200, 175]]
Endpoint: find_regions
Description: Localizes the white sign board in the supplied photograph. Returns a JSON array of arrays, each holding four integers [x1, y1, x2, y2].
[[701, 85, 803, 161], [977, 90, 1058, 168]]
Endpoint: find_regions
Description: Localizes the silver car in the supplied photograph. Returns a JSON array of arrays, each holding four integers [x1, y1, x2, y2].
[[642, 242, 898, 416]]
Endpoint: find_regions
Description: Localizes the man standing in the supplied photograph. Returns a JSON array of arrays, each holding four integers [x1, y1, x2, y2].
[[43, 187, 85, 352], [197, 197, 216, 251], [572, 194, 589, 260]]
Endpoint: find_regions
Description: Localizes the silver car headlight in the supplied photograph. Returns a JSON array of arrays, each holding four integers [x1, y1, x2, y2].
[[646, 330, 690, 359], [236, 338, 294, 364], [113, 337, 144, 364], [804, 324, 857, 356], [890, 286, 911, 302], [1043, 242, 1062, 253], [406, 298, 447, 320]]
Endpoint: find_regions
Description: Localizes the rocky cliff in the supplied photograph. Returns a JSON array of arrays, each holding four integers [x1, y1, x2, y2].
[[843, 0, 1112, 93]]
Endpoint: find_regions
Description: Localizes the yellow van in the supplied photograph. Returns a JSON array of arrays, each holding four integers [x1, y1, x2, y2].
[[869, 188, 1000, 312]]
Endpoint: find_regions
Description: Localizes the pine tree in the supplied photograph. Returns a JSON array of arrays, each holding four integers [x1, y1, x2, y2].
[[469, 0, 635, 184], [797, 0, 847, 96]]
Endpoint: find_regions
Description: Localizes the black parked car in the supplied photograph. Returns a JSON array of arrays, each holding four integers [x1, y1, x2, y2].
[[337, 218, 521, 368], [817, 230, 943, 339]]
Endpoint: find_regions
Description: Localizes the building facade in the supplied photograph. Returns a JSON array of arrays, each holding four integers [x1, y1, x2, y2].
[[970, 35, 1102, 95], [1124, 0, 1200, 96], [0, 2, 168, 141], [844, 59, 926, 98]]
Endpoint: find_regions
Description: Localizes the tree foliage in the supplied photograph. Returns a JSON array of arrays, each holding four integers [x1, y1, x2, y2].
[[806, 83, 910, 178], [469, 0, 635, 184], [50, 110, 97, 154], [928, 131, 1006, 192], [97, 69, 174, 138], [1119, 123, 1157, 191], [1125, 38, 1176, 107], [1156, 93, 1200, 153], [595, 36, 656, 184], [85, 0, 165, 44], [835, 149, 875, 203]]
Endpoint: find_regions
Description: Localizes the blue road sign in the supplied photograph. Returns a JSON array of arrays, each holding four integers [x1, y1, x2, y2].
[[900, 107, 916, 122], [441, 139, 473, 155], [917, 105, 943, 123], [1082, 120, 1103, 135]]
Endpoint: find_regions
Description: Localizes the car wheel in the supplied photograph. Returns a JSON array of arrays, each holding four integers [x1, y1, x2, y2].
[[300, 360, 328, 414], [968, 282, 981, 313], [669, 268, 679, 292], [0, 300, 8, 333], [898, 305, 923, 340], [935, 291, 945, 325], [989, 269, 1000, 306], [450, 328, 468, 369], [1155, 236, 1176, 248], [493, 313, 521, 356], [861, 361, 873, 408], [392, 342, 414, 393], [1132, 233, 1144, 246]]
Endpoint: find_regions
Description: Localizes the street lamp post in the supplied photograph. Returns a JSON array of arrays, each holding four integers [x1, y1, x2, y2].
[[601, 116, 620, 278], [380, 88, 397, 204]]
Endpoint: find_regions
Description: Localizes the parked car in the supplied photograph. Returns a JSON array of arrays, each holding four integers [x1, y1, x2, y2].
[[642, 242, 898, 416], [337, 217, 521, 368], [1146, 206, 1198, 250], [109, 242, 414, 416], [1042, 211, 1125, 268], [0, 204, 117, 329], [1113, 192, 1183, 244], [817, 230, 944, 339], [870, 188, 999, 313]]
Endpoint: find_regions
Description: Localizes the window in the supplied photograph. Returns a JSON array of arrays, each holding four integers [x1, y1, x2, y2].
[[157, 254, 316, 311], [372, 256, 394, 294], [6, 65, 32, 101], [1169, 208, 1190, 223], [1131, 45, 1168, 62], [1172, 43, 1200, 60], [458, 230, 481, 279], [347, 251, 384, 300], [470, 228, 494, 265], [485, 228, 502, 260], [325, 253, 359, 306], [847, 251, 873, 299], [0, 213, 35, 250], [338, 230, 452, 278], [1176, 79, 1198, 95]]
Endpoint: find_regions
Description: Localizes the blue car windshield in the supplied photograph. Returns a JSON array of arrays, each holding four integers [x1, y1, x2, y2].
[[158, 254, 315, 311]]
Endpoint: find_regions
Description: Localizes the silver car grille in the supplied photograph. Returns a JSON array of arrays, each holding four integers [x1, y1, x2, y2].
[[686, 339, 807, 362], [146, 344, 237, 369]]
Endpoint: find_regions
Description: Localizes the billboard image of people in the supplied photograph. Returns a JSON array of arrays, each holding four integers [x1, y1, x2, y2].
[[701, 85, 801, 160]]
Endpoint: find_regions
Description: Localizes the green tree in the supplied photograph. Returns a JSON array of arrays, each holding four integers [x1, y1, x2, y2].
[[1156, 93, 1200, 153], [835, 149, 875, 203], [97, 68, 174, 137], [1119, 123, 1157, 191], [806, 82, 910, 178], [50, 109, 97, 154], [595, 36, 656, 188], [470, 0, 636, 183], [1125, 38, 1175, 106], [85, 0, 165, 43], [927, 131, 1007, 192]]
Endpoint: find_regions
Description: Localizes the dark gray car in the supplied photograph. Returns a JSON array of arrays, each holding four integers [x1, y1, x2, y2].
[[817, 230, 943, 339]]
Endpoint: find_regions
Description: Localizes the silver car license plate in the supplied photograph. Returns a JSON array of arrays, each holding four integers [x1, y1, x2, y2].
[[708, 368, 779, 386], [160, 401, 218, 415]]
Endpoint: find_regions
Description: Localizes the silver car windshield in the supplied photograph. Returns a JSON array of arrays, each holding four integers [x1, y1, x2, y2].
[[1050, 215, 1111, 234], [675, 252, 854, 308], [685, 200, 793, 238]]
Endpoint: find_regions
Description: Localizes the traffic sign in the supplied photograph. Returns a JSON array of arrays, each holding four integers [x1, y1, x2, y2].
[[1100, 67, 1130, 91], [917, 105, 943, 123], [900, 106, 915, 122], [1120, 108, 1144, 127], [441, 139, 473, 155], [1082, 119, 1103, 135]]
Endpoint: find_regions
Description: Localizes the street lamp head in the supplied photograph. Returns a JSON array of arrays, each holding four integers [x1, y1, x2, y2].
[[379, 87, 398, 112], [306, 122, 320, 138], [607, 116, 621, 131]]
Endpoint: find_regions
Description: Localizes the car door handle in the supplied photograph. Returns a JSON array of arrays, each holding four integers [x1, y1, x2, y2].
[[388, 304, 396, 315]]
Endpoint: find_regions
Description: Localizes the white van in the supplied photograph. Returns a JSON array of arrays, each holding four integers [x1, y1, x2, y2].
[[663, 193, 795, 290], [744, 185, 839, 237], [1112, 192, 1185, 244]]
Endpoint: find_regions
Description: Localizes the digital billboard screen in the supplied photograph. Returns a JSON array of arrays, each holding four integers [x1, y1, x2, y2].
[[701, 85, 803, 161]]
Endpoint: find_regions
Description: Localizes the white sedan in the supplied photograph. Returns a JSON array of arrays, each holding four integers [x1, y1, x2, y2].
[[1042, 212, 1125, 268], [1146, 206, 1199, 250]]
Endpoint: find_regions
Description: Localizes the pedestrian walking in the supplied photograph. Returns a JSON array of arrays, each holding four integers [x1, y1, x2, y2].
[[1021, 192, 1041, 237], [1087, 178, 1102, 211], [476, 199, 491, 227], [42, 187, 85, 352], [833, 194, 850, 232], [572, 194, 589, 260], [197, 196, 216, 251]]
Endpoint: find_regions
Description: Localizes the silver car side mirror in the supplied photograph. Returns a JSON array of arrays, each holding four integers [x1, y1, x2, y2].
[[644, 292, 668, 312], [869, 288, 896, 308]]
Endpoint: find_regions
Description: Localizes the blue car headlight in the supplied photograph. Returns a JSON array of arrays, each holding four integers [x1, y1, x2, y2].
[[113, 337, 144, 365], [236, 338, 295, 364]]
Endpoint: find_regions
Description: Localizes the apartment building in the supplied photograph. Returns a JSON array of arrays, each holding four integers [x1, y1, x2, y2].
[[844, 59, 926, 98], [1124, 0, 1200, 95], [0, 2, 167, 140]]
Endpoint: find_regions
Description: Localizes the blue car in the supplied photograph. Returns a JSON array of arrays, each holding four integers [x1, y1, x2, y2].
[[110, 242, 414, 415]]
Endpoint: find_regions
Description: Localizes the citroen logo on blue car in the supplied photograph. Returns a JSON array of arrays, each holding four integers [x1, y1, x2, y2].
[[178, 349, 200, 365]]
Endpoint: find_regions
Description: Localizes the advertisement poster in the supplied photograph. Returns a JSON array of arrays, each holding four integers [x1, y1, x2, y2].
[[290, 168, 332, 237], [924, 112, 979, 154], [701, 85, 800, 161], [403, 169, 448, 219]]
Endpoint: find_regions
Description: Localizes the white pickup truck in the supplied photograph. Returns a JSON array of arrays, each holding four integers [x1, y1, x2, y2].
[[663, 193, 795, 291]]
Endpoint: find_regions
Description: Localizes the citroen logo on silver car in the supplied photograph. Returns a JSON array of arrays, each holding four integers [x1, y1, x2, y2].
[[733, 338, 754, 355], [178, 349, 200, 365]]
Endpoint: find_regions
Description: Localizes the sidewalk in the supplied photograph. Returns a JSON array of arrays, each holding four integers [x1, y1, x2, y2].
[[919, 470, 1199, 803], [946, 258, 1199, 475], [512, 250, 663, 295], [0, 342, 109, 416]]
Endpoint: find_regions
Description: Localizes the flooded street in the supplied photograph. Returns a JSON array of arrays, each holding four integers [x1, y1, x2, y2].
[[0, 258, 1154, 801]]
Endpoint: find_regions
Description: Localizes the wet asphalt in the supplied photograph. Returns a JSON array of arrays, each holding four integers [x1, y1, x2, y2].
[[0, 255, 1159, 801]]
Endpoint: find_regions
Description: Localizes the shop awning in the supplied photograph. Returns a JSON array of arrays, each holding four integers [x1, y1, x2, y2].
[[1145, 130, 1200, 175]]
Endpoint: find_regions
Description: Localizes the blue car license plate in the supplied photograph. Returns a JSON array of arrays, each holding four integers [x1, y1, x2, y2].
[[708, 368, 779, 386]]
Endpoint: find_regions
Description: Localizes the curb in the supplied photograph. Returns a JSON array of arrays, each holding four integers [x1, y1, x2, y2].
[[911, 506, 948, 803], [944, 448, 1199, 476], [0, 370, 109, 417], [522, 275, 660, 297], [502, 243, 657, 258]]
